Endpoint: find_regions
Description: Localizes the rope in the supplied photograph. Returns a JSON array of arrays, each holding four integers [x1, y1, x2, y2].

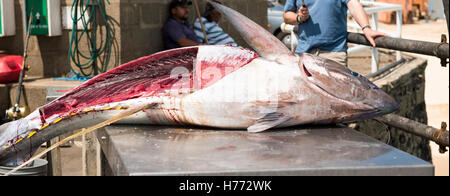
[[67, 0, 112, 78]]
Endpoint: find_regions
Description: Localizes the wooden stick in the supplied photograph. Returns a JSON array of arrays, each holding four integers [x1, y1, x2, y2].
[[192, 0, 209, 44]]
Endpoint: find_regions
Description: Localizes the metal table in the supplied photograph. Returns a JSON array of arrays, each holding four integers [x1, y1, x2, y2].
[[96, 125, 434, 176]]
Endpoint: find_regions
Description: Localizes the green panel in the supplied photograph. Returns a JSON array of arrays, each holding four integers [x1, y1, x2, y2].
[[25, 0, 48, 35], [0, 1, 3, 35]]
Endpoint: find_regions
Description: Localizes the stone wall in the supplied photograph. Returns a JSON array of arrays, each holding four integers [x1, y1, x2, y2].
[[0, 85, 10, 123], [354, 56, 432, 162], [0, 0, 268, 78], [0, 0, 122, 77]]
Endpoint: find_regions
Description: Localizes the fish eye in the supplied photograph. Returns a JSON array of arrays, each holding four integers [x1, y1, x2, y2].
[[350, 71, 360, 77]]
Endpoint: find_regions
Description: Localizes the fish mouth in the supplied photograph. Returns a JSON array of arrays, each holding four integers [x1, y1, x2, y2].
[[344, 103, 398, 122]]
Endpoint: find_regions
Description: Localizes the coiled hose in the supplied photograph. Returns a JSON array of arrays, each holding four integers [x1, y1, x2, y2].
[[67, 0, 112, 77]]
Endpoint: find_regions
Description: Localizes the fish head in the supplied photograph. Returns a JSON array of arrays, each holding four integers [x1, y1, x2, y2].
[[299, 53, 399, 120], [208, 0, 398, 122]]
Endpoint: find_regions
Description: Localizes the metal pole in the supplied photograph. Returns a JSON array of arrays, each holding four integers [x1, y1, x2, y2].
[[347, 32, 449, 60], [365, 58, 406, 78], [371, 12, 379, 73], [376, 114, 449, 148], [395, 9, 402, 61]]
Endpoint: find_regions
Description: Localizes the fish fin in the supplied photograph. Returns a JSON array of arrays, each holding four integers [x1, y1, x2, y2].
[[209, 1, 293, 60], [247, 112, 291, 133]]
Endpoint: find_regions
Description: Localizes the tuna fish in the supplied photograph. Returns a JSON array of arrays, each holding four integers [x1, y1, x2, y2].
[[0, 2, 398, 166]]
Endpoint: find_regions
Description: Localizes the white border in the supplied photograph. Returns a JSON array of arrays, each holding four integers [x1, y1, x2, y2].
[[0, 0, 16, 37]]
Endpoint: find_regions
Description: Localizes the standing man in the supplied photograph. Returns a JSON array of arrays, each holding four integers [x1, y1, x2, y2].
[[163, 0, 202, 50], [283, 0, 387, 66]]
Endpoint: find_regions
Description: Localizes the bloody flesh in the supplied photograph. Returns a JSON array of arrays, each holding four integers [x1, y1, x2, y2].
[[42, 47, 258, 119]]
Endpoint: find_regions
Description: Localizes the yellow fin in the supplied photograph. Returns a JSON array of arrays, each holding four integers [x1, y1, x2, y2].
[[52, 118, 63, 124], [27, 131, 37, 138], [40, 124, 49, 130], [83, 108, 95, 113], [14, 138, 23, 144]]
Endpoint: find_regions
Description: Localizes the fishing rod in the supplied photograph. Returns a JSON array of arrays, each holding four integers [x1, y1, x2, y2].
[[192, 0, 209, 44], [6, 8, 34, 121]]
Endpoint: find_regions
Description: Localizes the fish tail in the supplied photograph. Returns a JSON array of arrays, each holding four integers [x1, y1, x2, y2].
[[3, 103, 159, 175]]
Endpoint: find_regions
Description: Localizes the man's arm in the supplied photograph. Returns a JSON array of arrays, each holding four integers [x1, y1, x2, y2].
[[284, 7, 309, 25], [347, 0, 387, 47], [177, 38, 201, 47], [284, 11, 300, 25]]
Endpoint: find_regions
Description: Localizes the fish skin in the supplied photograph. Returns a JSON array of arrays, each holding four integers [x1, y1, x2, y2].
[[0, 3, 399, 166]]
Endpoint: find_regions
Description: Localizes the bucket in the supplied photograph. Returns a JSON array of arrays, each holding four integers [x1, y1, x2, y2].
[[0, 159, 48, 176]]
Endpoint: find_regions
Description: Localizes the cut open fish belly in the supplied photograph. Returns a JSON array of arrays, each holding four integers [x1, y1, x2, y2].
[[0, 45, 263, 165]]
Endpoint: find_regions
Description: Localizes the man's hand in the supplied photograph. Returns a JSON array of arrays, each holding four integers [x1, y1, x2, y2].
[[283, 2, 309, 25], [347, 0, 388, 47], [362, 27, 388, 47], [298, 5, 309, 23]]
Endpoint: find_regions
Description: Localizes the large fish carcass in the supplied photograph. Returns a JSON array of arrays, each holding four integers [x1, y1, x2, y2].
[[0, 2, 398, 166]]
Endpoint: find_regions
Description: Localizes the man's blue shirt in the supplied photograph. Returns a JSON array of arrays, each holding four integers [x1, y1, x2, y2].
[[284, 0, 350, 54], [163, 18, 201, 50]]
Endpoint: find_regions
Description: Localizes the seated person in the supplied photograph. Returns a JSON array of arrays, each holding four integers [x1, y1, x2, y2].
[[163, 0, 201, 50], [193, 1, 238, 46]]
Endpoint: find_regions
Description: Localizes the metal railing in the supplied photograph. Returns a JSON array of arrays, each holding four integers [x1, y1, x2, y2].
[[347, 0, 403, 73]]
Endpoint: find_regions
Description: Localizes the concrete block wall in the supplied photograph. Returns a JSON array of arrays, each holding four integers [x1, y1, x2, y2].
[[354, 57, 432, 162], [0, 0, 268, 78], [0, 85, 10, 123], [119, 0, 168, 63], [0, 0, 79, 77]]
